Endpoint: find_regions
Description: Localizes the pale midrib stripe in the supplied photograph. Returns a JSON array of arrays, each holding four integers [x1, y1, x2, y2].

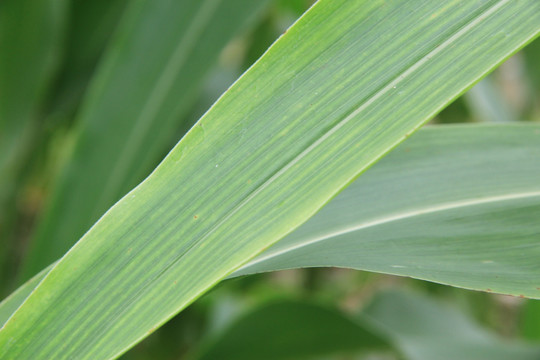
[[239, 190, 540, 269], [92, 0, 221, 219]]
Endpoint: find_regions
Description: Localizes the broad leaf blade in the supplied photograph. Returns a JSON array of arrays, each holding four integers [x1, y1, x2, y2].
[[1, 1, 538, 359], [234, 124, 540, 298]]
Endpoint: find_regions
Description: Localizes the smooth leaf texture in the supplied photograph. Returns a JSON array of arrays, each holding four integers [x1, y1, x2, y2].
[[1, 1, 539, 359], [4, 124, 538, 325], [194, 301, 389, 360], [234, 124, 540, 298], [22, 0, 270, 279], [363, 290, 540, 360], [6, 123, 540, 328], [0, 266, 52, 329]]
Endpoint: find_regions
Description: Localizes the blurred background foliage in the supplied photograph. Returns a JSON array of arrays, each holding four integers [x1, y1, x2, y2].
[[0, 0, 539, 359]]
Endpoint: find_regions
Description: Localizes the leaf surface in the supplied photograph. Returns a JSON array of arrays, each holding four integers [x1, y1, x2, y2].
[[22, 0, 270, 279], [234, 124, 540, 299], [1, 1, 539, 358]]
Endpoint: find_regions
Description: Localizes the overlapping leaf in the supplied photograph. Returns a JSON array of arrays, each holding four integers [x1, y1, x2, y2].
[[234, 124, 540, 298], [1, 1, 538, 359]]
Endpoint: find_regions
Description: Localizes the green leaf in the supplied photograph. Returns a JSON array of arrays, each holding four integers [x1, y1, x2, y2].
[[521, 301, 540, 341], [234, 124, 540, 299], [363, 290, 540, 360], [0, 0, 68, 294], [4, 123, 538, 329], [194, 301, 390, 360], [193, 293, 540, 360], [21, 0, 271, 279], [0, 265, 52, 328], [45, 0, 130, 117], [1, 1, 538, 359], [0, 0, 67, 187], [523, 38, 540, 110]]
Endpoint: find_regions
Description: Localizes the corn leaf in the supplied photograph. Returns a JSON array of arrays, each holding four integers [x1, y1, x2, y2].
[[0, 266, 52, 328], [21, 0, 270, 279], [234, 124, 540, 299], [6, 123, 539, 328], [1, 1, 538, 358]]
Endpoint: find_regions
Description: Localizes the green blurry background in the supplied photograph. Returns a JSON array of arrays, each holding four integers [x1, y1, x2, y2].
[[1, 0, 539, 359]]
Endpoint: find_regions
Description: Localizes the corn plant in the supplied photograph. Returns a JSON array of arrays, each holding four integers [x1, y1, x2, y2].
[[0, 0, 539, 359]]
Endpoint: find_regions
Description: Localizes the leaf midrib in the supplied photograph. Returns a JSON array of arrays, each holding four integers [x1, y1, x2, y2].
[[240, 190, 540, 269]]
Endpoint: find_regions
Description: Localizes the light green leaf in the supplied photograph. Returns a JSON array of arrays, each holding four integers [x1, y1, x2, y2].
[[234, 124, 540, 299], [194, 301, 390, 360], [4, 124, 538, 329], [363, 290, 540, 360], [0, 266, 52, 328], [21, 0, 271, 279], [1, 1, 538, 359]]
